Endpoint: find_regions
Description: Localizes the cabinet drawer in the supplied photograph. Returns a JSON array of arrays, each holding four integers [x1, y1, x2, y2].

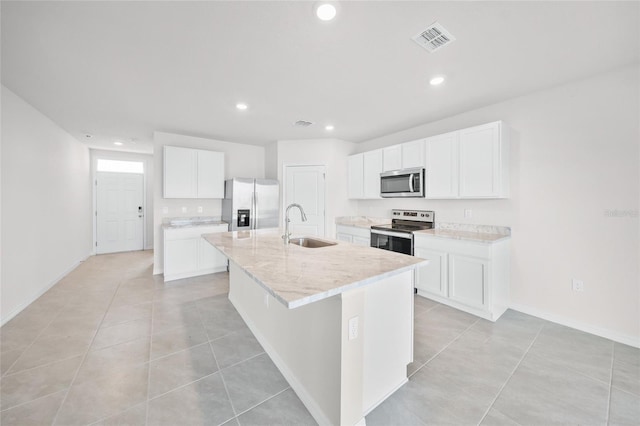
[[414, 235, 491, 259], [164, 224, 228, 241], [336, 225, 370, 241]]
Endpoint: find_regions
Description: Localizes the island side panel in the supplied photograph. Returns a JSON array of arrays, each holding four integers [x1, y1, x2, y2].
[[228, 261, 343, 425], [362, 269, 414, 414]]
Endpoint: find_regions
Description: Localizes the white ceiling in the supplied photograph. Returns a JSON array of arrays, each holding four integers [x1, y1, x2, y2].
[[2, 1, 638, 154]]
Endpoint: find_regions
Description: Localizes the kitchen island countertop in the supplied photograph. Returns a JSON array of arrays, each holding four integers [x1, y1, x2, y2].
[[203, 228, 425, 309]]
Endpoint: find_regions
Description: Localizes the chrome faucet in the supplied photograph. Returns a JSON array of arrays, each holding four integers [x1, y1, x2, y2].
[[283, 203, 308, 245]]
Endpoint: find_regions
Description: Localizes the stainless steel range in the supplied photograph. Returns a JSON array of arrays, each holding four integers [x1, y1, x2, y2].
[[370, 209, 435, 255]]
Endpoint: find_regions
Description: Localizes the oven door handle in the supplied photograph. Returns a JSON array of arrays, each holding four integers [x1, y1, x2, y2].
[[371, 229, 413, 239]]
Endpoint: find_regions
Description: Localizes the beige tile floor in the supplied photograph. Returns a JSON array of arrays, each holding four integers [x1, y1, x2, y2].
[[0, 250, 638, 425]]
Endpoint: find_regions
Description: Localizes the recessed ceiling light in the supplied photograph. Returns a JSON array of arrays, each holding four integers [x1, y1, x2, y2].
[[430, 76, 445, 86], [325, 125, 334, 131], [113, 141, 123, 146], [316, 3, 337, 21], [236, 103, 248, 110]]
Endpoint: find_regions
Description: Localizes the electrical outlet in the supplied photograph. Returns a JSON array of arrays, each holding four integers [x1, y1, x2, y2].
[[181, 206, 187, 213], [464, 209, 473, 218], [348, 316, 359, 341], [572, 279, 584, 292], [162, 206, 169, 214], [197, 206, 203, 213]]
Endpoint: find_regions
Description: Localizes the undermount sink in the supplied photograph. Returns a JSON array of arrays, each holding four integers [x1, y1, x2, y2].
[[290, 237, 337, 248]]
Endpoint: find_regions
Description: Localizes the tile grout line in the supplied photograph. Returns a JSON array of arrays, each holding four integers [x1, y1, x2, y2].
[[2, 291, 83, 378], [408, 317, 479, 379], [194, 301, 240, 420], [232, 386, 292, 420], [605, 342, 615, 425], [145, 296, 156, 426], [475, 323, 544, 426], [50, 277, 127, 426]]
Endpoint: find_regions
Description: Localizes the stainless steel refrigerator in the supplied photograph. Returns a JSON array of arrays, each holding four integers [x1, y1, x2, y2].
[[222, 178, 280, 231]]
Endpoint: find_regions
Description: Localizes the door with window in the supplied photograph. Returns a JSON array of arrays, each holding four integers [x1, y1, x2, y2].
[[96, 159, 145, 254], [284, 165, 326, 237]]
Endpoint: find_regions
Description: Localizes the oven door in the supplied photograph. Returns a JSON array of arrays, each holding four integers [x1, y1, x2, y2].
[[370, 229, 413, 255]]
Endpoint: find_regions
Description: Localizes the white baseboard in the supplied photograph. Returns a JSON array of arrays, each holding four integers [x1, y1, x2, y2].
[[510, 303, 640, 349], [1, 253, 92, 326]]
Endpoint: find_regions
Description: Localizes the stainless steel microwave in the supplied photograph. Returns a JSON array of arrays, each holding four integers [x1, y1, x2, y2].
[[380, 167, 425, 198]]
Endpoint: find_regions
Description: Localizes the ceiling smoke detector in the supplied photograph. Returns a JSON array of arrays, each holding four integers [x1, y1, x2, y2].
[[294, 120, 313, 127], [412, 22, 456, 53]]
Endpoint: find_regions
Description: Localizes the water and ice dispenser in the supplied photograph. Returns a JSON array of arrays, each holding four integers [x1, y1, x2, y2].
[[237, 209, 250, 228]]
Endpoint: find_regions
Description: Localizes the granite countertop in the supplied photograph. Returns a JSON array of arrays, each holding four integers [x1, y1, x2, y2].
[[203, 229, 426, 309], [335, 216, 390, 229], [163, 217, 228, 229], [414, 228, 511, 243]]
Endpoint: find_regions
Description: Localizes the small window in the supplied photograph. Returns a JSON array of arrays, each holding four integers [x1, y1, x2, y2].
[[96, 159, 144, 174]]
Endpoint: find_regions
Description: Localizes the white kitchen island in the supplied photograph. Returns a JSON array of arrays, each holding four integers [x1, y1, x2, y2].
[[203, 229, 426, 426]]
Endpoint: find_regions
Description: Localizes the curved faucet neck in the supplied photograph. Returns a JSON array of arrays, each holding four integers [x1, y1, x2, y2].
[[283, 203, 307, 245]]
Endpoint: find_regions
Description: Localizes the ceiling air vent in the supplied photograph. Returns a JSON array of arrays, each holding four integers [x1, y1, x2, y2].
[[294, 120, 313, 127], [412, 22, 456, 53]]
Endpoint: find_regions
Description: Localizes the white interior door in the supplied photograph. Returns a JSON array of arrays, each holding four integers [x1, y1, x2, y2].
[[284, 165, 326, 237], [96, 171, 144, 254]]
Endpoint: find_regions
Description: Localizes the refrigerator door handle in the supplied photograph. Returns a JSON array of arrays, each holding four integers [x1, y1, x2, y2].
[[254, 192, 259, 229]]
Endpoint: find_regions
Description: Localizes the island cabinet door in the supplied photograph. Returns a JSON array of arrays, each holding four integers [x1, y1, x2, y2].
[[414, 248, 448, 297], [448, 254, 489, 310]]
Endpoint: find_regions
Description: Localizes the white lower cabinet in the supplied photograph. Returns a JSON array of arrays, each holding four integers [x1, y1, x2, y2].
[[413, 247, 448, 297], [164, 224, 228, 282], [414, 235, 509, 321], [336, 225, 371, 247]]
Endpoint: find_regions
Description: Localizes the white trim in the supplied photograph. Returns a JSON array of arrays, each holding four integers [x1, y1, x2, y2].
[[163, 266, 226, 282], [90, 150, 152, 253], [230, 296, 334, 426], [1, 253, 91, 326], [510, 303, 640, 349]]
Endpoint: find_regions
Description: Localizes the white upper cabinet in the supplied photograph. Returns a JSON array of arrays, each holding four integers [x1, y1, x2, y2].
[[348, 150, 383, 200], [382, 145, 402, 171], [347, 121, 508, 200], [401, 139, 425, 169], [196, 149, 224, 198], [347, 154, 364, 199], [164, 146, 197, 198], [459, 121, 508, 198], [363, 149, 383, 199], [425, 132, 459, 199], [383, 140, 425, 171], [163, 146, 225, 199]]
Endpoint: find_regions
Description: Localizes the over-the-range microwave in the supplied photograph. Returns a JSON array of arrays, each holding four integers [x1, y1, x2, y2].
[[380, 167, 425, 198]]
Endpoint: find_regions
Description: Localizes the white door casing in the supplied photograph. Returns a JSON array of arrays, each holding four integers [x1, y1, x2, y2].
[[96, 171, 144, 254], [284, 165, 326, 237]]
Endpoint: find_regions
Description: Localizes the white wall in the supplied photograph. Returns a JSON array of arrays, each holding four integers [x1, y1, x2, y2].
[[354, 66, 640, 345], [275, 139, 358, 239], [153, 131, 265, 273], [90, 149, 154, 250], [1, 86, 93, 324], [264, 141, 278, 180]]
